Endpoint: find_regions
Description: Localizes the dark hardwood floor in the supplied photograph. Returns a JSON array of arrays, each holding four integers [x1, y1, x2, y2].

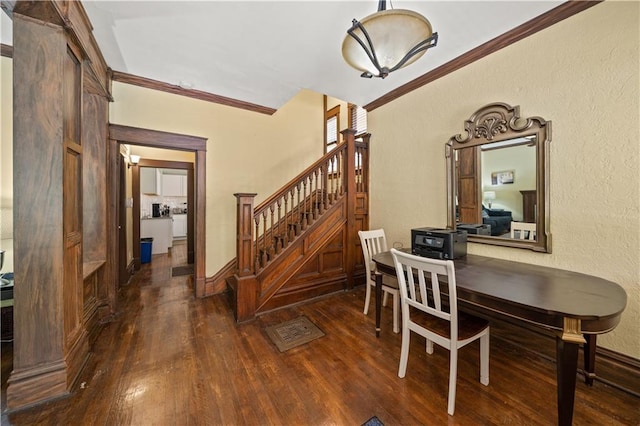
[[2, 241, 639, 425]]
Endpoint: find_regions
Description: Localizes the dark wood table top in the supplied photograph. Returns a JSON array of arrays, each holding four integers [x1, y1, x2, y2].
[[372, 251, 627, 334]]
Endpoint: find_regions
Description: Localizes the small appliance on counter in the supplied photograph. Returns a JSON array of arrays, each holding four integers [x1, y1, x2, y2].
[[411, 227, 467, 260], [152, 203, 161, 217]]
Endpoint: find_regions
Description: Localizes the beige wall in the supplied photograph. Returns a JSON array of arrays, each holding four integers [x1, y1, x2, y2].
[[110, 85, 325, 275], [0, 56, 13, 273], [368, 2, 639, 358]]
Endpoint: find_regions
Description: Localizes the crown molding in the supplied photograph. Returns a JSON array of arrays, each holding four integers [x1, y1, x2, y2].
[[111, 70, 276, 116], [364, 1, 602, 111]]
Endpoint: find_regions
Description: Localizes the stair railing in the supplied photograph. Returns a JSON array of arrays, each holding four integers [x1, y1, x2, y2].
[[234, 131, 370, 277]]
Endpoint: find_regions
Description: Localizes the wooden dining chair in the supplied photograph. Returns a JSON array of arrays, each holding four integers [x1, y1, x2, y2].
[[510, 221, 536, 240], [390, 248, 490, 415], [358, 229, 400, 333]]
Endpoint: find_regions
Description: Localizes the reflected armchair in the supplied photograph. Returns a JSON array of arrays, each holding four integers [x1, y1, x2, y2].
[[482, 206, 513, 236]]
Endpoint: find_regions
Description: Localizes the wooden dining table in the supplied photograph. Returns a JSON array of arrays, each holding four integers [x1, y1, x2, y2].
[[371, 250, 627, 426]]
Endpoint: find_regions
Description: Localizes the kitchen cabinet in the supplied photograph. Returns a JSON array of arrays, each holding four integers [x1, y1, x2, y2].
[[172, 214, 187, 238], [141, 218, 173, 254], [161, 174, 187, 196], [140, 167, 162, 195]]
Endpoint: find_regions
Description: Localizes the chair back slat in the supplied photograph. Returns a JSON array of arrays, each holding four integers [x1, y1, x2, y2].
[[391, 249, 458, 326], [359, 229, 388, 273]]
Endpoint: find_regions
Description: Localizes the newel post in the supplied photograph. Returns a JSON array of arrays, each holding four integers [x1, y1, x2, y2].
[[234, 193, 259, 322], [234, 193, 257, 276], [342, 129, 357, 289]]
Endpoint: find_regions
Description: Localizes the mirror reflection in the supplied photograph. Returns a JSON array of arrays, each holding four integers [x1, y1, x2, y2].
[[478, 137, 536, 239], [446, 102, 551, 252]]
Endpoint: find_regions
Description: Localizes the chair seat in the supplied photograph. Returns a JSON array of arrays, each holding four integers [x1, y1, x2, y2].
[[409, 306, 489, 341]]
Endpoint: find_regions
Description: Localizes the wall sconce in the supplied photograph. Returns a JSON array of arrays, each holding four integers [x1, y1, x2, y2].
[[342, 0, 438, 79], [128, 154, 141, 169], [483, 191, 496, 209]]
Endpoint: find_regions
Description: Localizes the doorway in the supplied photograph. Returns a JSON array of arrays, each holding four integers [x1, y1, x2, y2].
[[108, 124, 207, 313], [133, 157, 195, 268]]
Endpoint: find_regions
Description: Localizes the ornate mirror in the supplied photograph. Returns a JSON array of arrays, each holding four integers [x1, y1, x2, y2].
[[446, 102, 551, 252]]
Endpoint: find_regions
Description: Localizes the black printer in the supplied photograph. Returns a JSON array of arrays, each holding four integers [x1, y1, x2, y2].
[[411, 227, 467, 260]]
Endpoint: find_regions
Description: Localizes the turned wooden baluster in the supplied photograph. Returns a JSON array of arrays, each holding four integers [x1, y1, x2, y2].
[[261, 211, 269, 267], [329, 156, 335, 205], [294, 183, 302, 232], [312, 170, 319, 220], [283, 195, 290, 246], [289, 189, 296, 241], [323, 163, 329, 211], [338, 149, 345, 196], [269, 205, 275, 259], [254, 216, 261, 271], [276, 199, 283, 252], [301, 178, 308, 229]]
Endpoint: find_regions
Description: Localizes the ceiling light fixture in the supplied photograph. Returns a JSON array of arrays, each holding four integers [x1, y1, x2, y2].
[[342, 0, 438, 79]]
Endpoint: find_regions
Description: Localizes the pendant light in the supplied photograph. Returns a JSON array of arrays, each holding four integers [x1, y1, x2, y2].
[[342, 0, 438, 79]]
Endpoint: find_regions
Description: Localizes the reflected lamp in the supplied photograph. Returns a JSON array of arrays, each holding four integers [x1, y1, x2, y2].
[[483, 191, 496, 208], [128, 154, 141, 168]]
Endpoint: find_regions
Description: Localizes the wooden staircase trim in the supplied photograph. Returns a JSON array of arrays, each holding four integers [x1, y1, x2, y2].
[[253, 143, 347, 217], [230, 130, 370, 322], [255, 199, 347, 312], [205, 258, 237, 295]]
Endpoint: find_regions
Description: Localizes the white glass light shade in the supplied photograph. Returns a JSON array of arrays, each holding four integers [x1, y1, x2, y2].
[[342, 9, 434, 76], [130, 154, 141, 165]]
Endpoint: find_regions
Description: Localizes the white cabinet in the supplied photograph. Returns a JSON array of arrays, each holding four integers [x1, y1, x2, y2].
[[172, 214, 187, 238], [161, 174, 187, 196], [141, 218, 173, 254], [140, 167, 162, 195]]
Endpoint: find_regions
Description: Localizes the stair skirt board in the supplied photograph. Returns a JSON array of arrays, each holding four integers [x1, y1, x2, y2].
[[257, 276, 348, 314]]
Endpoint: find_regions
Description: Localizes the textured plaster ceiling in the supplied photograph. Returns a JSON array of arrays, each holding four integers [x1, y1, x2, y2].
[[2, 1, 563, 110]]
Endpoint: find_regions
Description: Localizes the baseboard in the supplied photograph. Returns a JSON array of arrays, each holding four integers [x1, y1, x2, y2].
[[473, 307, 640, 398], [204, 259, 236, 296]]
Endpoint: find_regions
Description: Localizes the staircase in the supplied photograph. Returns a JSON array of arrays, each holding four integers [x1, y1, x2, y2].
[[228, 130, 370, 322]]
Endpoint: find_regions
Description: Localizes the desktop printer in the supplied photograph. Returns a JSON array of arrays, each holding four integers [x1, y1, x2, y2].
[[411, 227, 468, 260]]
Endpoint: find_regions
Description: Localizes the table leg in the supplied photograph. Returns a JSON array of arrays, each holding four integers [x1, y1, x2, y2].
[[556, 336, 580, 426], [583, 334, 597, 386], [374, 272, 382, 338]]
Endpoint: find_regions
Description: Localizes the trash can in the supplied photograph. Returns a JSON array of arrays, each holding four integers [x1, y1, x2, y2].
[[141, 238, 153, 264]]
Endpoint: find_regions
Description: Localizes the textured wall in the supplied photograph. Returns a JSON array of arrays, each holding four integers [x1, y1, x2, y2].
[[368, 2, 639, 357], [110, 86, 325, 276]]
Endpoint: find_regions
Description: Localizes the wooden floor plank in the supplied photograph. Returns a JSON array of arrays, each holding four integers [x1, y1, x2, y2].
[[2, 241, 639, 425]]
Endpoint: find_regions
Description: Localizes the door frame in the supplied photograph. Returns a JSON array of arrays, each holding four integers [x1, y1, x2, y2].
[[107, 124, 208, 313]]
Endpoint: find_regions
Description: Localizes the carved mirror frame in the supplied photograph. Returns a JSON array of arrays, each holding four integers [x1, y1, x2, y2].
[[446, 102, 551, 252]]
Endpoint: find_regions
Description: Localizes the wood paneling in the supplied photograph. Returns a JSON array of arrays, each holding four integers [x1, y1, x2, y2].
[[8, 2, 111, 410], [9, 14, 68, 409], [62, 42, 88, 391], [254, 201, 348, 315], [82, 94, 108, 263]]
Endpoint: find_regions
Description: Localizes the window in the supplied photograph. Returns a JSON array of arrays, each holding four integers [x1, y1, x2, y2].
[[348, 104, 367, 135], [325, 105, 340, 153]]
